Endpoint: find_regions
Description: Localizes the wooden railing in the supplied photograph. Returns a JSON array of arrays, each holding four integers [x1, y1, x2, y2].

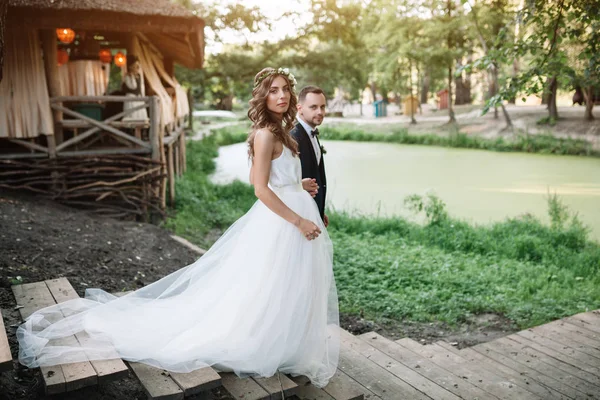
[[49, 95, 161, 160], [1, 94, 191, 212]]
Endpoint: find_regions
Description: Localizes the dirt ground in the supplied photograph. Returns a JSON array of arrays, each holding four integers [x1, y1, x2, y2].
[[0, 191, 517, 399]]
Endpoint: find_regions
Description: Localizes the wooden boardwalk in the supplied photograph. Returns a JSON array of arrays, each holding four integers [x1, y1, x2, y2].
[[6, 278, 600, 399]]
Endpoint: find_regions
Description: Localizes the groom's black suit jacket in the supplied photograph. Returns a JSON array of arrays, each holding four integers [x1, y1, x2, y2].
[[290, 123, 327, 220]]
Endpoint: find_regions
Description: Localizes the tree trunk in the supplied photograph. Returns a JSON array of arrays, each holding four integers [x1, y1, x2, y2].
[[583, 86, 595, 120], [370, 82, 377, 101], [547, 76, 559, 119], [448, 66, 455, 123], [421, 69, 429, 104], [490, 69, 499, 119], [500, 104, 513, 131], [0, 0, 7, 83], [508, 58, 519, 104], [408, 59, 416, 124], [454, 57, 471, 105]]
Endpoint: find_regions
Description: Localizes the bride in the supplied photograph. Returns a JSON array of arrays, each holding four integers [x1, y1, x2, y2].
[[17, 67, 340, 388]]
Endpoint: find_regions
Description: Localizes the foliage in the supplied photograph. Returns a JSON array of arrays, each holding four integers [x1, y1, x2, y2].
[[208, 123, 600, 157], [167, 137, 600, 328]]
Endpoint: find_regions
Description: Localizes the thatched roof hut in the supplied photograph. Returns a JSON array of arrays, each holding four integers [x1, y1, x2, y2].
[[7, 0, 204, 70], [0, 0, 205, 217]]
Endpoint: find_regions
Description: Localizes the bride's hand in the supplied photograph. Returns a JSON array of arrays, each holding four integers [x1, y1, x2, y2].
[[302, 178, 319, 198], [297, 218, 321, 241]]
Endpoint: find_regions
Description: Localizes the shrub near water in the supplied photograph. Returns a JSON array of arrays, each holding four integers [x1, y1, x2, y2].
[[168, 135, 600, 329], [209, 123, 599, 157]]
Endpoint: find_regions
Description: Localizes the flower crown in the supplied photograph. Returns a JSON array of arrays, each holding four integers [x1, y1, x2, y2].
[[254, 67, 298, 88]]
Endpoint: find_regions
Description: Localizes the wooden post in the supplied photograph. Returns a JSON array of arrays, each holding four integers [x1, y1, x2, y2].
[[174, 138, 180, 177], [167, 144, 175, 206], [181, 130, 187, 173], [148, 97, 161, 162], [40, 30, 62, 155], [148, 96, 164, 210], [187, 89, 194, 132]]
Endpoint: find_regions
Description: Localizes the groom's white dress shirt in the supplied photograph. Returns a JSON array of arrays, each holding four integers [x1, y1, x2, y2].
[[297, 117, 321, 165]]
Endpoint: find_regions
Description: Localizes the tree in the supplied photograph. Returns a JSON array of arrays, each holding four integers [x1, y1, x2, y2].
[[174, 0, 272, 109], [564, 0, 600, 120], [460, 0, 514, 129], [473, 0, 599, 122]]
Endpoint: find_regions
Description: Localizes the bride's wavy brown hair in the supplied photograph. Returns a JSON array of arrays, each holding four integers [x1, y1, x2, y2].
[[247, 67, 299, 158]]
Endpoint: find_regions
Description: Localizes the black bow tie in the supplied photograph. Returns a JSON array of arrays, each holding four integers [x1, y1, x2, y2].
[[311, 128, 319, 137]]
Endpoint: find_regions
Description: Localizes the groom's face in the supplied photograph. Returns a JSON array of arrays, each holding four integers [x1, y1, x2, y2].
[[298, 93, 326, 127]]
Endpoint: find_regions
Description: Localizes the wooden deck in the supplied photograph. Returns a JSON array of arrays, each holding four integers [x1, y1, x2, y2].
[[6, 278, 600, 399]]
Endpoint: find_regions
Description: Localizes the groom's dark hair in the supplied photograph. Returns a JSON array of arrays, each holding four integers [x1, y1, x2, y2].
[[298, 86, 326, 103]]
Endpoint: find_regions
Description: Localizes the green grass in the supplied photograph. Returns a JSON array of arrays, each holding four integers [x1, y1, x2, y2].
[[210, 123, 600, 157], [166, 135, 600, 329]]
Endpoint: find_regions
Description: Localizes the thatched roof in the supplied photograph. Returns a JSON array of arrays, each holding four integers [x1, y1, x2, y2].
[[7, 0, 205, 69], [8, 0, 197, 19]]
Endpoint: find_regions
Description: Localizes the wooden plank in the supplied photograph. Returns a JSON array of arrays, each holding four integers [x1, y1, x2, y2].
[[559, 320, 600, 343], [289, 375, 345, 400], [52, 104, 150, 149], [475, 338, 595, 398], [220, 372, 269, 400], [0, 310, 13, 373], [128, 362, 184, 400], [252, 373, 298, 399], [149, 96, 161, 162], [167, 144, 175, 206], [8, 139, 49, 153], [52, 95, 154, 103], [566, 312, 600, 334], [174, 141, 180, 177], [396, 337, 537, 400], [516, 329, 600, 372], [531, 322, 600, 359], [320, 369, 370, 400], [57, 102, 149, 152], [33, 279, 98, 392], [180, 131, 187, 173], [45, 278, 129, 383], [361, 332, 491, 400], [336, 333, 431, 400], [0, 153, 49, 160], [435, 341, 566, 400], [57, 148, 151, 157], [504, 335, 600, 387], [12, 282, 66, 394], [340, 330, 458, 400], [13, 282, 98, 394], [170, 367, 222, 396], [169, 235, 207, 255], [472, 340, 588, 400]]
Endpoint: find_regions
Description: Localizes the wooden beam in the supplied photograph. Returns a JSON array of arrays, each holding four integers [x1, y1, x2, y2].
[[0, 310, 12, 373], [167, 144, 175, 206], [8, 138, 49, 153], [51, 95, 152, 103], [10, 9, 201, 34], [56, 102, 149, 152], [45, 279, 129, 384], [148, 96, 161, 162], [51, 104, 150, 148]]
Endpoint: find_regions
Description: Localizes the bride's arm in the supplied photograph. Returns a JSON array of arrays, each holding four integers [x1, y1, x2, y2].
[[252, 129, 321, 239]]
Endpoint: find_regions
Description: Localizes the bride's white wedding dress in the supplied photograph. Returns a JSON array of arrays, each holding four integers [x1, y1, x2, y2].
[[17, 145, 340, 388]]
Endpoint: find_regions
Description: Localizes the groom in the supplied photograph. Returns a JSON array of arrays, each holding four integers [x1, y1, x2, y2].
[[291, 86, 329, 227]]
